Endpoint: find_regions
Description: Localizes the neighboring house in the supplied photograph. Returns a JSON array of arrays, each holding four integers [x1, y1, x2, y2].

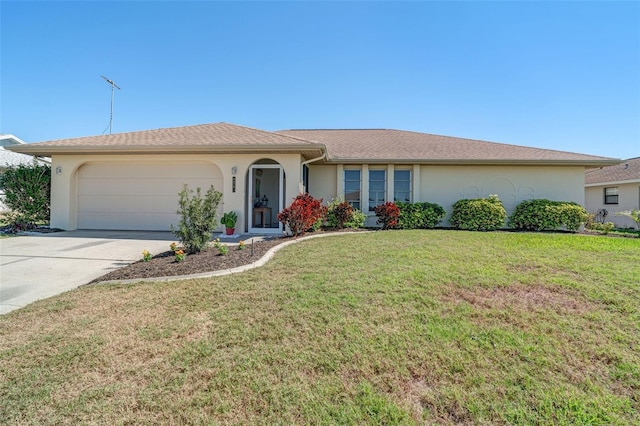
[[585, 157, 640, 228], [0, 134, 44, 212], [7, 122, 619, 233]]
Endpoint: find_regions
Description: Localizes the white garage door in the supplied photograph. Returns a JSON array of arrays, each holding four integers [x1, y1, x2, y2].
[[77, 162, 223, 231]]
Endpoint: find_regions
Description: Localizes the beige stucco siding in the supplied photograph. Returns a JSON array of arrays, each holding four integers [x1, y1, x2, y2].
[[309, 164, 586, 227], [51, 153, 303, 231], [585, 182, 640, 228], [420, 165, 586, 225], [307, 165, 337, 203]]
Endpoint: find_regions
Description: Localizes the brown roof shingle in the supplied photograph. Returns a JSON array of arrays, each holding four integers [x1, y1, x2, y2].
[[7, 122, 323, 156], [277, 129, 619, 165], [585, 157, 640, 184], [7, 122, 620, 166]]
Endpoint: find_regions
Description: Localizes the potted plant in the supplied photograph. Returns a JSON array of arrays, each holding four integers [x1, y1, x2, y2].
[[220, 211, 238, 235]]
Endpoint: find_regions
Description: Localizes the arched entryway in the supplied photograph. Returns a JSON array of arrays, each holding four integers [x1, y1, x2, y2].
[[247, 159, 285, 234]]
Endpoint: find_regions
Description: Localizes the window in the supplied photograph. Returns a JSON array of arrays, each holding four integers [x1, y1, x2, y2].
[[604, 187, 619, 205], [344, 169, 361, 210], [394, 169, 411, 202], [369, 169, 386, 211]]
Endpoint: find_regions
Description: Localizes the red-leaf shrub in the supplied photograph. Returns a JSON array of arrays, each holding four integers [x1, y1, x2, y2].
[[374, 202, 400, 230], [277, 193, 327, 236], [329, 200, 354, 229]]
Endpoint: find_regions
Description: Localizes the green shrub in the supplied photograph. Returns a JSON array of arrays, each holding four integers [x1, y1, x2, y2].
[[509, 199, 588, 232], [450, 195, 507, 231], [590, 221, 615, 234], [277, 193, 326, 236], [396, 201, 446, 229], [326, 198, 366, 229], [374, 202, 400, 230], [170, 184, 222, 253], [0, 161, 51, 230]]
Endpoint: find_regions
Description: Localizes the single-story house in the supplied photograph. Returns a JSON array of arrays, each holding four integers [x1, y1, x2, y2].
[[585, 157, 640, 228], [7, 122, 620, 233]]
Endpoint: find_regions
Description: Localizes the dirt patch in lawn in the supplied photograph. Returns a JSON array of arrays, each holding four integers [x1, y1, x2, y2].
[[441, 283, 591, 314]]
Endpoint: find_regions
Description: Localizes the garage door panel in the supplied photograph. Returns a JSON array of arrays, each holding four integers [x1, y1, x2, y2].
[[77, 162, 223, 231], [77, 212, 179, 231], [78, 163, 219, 179], [78, 178, 223, 197], [78, 195, 179, 213]]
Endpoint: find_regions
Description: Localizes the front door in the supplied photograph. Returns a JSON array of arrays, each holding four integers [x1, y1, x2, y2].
[[248, 164, 283, 234]]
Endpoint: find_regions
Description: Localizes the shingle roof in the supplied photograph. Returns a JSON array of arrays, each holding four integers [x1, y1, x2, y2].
[[7, 122, 323, 156], [7, 122, 620, 166], [585, 157, 640, 185], [277, 129, 619, 165]]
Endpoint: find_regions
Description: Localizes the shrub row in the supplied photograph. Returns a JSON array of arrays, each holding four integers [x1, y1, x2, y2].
[[278, 194, 590, 235]]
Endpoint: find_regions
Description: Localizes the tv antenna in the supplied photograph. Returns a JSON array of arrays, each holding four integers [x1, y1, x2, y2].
[[101, 75, 121, 134]]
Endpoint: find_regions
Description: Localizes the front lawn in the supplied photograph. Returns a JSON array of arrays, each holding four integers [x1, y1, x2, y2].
[[1, 231, 638, 424]]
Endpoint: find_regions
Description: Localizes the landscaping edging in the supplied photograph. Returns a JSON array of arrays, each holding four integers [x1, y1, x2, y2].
[[91, 231, 371, 285]]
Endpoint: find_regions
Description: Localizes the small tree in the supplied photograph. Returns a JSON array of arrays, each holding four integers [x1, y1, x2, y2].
[[170, 184, 222, 253], [0, 161, 51, 230]]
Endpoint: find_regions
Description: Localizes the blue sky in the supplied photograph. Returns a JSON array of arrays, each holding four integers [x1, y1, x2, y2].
[[1, 1, 639, 159]]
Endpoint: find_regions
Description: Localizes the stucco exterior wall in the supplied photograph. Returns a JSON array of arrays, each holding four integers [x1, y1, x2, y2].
[[51, 153, 303, 231], [585, 182, 640, 228], [420, 165, 586, 225], [308, 163, 586, 227], [307, 165, 337, 203]]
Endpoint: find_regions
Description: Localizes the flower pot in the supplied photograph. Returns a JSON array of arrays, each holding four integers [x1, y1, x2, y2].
[[225, 227, 235, 235]]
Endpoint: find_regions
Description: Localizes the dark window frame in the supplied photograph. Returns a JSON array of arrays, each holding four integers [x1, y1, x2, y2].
[[604, 187, 619, 205]]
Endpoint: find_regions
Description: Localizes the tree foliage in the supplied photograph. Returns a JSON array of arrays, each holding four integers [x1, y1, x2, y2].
[[170, 185, 222, 253], [0, 161, 51, 229]]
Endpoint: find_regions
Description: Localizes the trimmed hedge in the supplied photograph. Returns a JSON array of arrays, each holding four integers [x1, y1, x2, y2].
[[509, 199, 588, 231], [396, 201, 446, 229], [450, 195, 507, 231]]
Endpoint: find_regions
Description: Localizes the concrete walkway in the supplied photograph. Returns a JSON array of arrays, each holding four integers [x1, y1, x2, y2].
[[0, 230, 273, 315]]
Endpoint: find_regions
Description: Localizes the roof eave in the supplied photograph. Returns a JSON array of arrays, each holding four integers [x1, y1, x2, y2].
[[585, 178, 640, 187], [6, 144, 325, 156], [325, 157, 622, 167]]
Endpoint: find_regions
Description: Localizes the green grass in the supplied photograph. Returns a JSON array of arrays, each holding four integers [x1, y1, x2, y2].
[[1, 230, 639, 424]]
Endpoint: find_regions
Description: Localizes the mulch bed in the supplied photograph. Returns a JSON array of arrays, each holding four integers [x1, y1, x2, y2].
[[90, 228, 371, 284], [90, 238, 286, 284]]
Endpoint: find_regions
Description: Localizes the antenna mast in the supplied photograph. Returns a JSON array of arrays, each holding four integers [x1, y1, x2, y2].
[[101, 75, 121, 134]]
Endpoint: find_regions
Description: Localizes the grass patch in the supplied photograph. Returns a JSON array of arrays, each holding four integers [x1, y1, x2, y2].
[[1, 231, 638, 424]]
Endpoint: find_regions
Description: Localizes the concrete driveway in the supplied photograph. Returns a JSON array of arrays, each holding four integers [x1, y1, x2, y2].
[[0, 230, 175, 315]]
